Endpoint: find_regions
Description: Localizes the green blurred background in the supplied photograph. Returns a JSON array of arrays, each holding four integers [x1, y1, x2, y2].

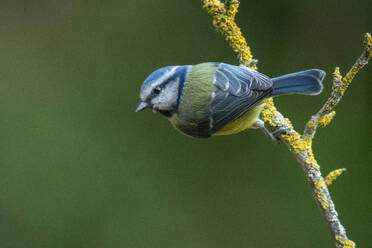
[[0, 0, 371, 247]]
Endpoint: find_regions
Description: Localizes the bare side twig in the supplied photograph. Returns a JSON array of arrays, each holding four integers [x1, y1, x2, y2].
[[203, 0, 372, 247]]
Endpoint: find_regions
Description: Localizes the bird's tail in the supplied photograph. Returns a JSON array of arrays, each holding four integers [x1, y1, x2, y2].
[[272, 69, 325, 96]]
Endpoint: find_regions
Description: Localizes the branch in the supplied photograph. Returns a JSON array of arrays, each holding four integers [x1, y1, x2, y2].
[[261, 99, 356, 248], [203, 1, 372, 247], [304, 33, 372, 139], [203, 0, 255, 67], [325, 169, 346, 186]]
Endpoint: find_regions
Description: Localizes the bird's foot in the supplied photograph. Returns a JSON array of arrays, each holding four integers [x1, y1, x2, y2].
[[245, 59, 259, 69], [261, 126, 288, 144], [254, 119, 289, 144], [268, 127, 290, 143]]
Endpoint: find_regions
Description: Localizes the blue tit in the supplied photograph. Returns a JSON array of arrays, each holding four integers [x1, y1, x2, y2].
[[136, 62, 325, 138]]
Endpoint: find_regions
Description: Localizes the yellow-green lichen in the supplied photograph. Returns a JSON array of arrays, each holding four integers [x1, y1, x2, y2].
[[262, 98, 279, 127], [325, 100, 337, 112], [341, 66, 361, 96], [305, 157, 318, 169], [314, 177, 327, 190], [325, 168, 345, 186], [314, 178, 329, 209], [317, 191, 329, 209], [203, 0, 225, 15], [366, 33, 372, 58], [317, 111, 336, 128], [333, 67, 342, 83], [307, 151, 320, 169], [335, 235, 356, 248], [203, 0, 254, 66], [297, 137, 311, 153], [308, 121, 316, 130], [284, 118, 293, 127]]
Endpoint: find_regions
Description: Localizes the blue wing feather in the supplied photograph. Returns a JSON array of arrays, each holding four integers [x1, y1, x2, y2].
[[208, 63, 273, 132]]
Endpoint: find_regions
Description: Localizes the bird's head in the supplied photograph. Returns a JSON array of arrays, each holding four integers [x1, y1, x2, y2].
[[136, 65, 191, 117]]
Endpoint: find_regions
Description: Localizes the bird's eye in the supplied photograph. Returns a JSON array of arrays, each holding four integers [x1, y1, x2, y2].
[[153, 87, 161, 94]]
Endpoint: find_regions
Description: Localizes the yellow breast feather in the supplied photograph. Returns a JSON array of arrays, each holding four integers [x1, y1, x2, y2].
[[214, 101, 266, 136]]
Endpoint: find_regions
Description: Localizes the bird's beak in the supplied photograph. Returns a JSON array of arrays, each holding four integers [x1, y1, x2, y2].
[[136, 102, 150, 112]]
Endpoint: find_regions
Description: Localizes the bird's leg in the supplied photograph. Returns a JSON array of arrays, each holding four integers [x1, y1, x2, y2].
[[244, 59, 259, 69], [254, 119, 287, 143]]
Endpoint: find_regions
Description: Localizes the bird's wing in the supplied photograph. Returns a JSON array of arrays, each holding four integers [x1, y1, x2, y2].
[[209, 63, 273, 132]]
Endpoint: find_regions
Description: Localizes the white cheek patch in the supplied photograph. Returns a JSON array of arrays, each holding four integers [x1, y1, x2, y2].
[[152, 79, 180, 110]]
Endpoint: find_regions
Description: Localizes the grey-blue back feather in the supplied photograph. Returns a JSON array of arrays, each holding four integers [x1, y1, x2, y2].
[[272, 69, 325, 96], [208, 63, 273, 133]]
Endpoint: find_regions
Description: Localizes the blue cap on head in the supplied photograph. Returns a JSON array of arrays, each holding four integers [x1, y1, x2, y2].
[[141, 66, 176, 91]]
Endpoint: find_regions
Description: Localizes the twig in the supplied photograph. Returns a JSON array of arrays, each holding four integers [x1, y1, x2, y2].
[[203, 0, 255, 67], [325, 169, 346, 186], [261, 100, 354, 248], [304, 33, 372, 139], [202, 0, 372, 247]]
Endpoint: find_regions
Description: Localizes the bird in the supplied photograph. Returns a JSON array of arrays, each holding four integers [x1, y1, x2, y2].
[[136, 62, 325, 139]]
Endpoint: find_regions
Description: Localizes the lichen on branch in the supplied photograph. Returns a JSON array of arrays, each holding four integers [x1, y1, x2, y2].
[[203, 0, 255, 66], [304, 33, 372, 139], [325, 169, 346, 186], [203, 1, 371, 247]]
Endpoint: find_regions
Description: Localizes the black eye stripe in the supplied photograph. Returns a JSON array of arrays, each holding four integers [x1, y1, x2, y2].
[[149, 74, 179, 99], [151, 86, 163, 96], [154, 87, 161, 93], [158, 109, 172, 117], [152, 79, 171, 94]]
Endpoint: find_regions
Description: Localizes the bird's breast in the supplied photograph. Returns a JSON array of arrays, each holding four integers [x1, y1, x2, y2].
[[168, 114, 212, 138]]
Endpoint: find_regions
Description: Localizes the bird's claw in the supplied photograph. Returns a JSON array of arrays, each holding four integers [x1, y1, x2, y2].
[[269, 127, 289, 143], [245, 59, 259, 69], [262, 126, 290, 144]]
